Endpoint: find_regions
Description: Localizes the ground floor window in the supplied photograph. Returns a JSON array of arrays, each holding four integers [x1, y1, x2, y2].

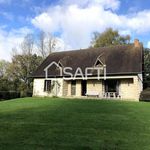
[[71, 80, 76, 96], [104, 80, 120, 97], [44, 80, 51, 92]]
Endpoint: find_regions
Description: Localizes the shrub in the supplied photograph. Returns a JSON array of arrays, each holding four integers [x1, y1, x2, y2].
[[140, 88, 150, 101], [20, 90, 33, 98], [0, 91, 20, 100]]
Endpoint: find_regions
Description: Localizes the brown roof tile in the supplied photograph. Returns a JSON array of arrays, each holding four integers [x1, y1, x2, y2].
[[33, 44, 143, 78]]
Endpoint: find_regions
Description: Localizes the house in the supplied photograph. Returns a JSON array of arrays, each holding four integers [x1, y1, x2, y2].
[[32, 39, 144, 101]]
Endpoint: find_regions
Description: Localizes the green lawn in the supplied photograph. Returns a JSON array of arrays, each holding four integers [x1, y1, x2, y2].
[[0, 98, 150, 150]]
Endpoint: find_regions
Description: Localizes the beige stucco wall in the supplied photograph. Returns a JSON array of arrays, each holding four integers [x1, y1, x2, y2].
[[76, 80, 82, 96], [33, 79, 45, 96], [33, 78, 63, 97], [119, 75, 143, 101], [62, 80, 68, 96], [33, 75, 143, 101], [67, 81, 71, 96], [87, 80, 103, 97], [66, 79, 102, 97], [65, 76, 142, 100]]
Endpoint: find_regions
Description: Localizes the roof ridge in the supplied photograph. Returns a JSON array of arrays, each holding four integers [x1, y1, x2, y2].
[[49, 44, 133, 55]]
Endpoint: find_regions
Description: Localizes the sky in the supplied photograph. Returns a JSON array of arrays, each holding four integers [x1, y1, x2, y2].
[[1, 0, 150, 61]]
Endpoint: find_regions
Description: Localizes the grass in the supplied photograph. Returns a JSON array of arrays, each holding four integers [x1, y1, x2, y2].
[[0, 98, 150, 150]]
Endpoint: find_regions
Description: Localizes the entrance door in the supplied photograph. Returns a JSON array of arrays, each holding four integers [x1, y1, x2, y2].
[[81, 80, 87, 96]]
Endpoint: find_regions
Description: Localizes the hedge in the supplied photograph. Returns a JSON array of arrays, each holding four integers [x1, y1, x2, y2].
[[140, 88, 150, 101], [0, 91, 20, 100]]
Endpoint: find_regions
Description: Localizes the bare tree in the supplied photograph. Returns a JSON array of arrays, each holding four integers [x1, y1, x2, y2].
[[47, 33, 57, 54], [37, 31, 57, 58], [38, 31, 46, 58], [21, 34, 34, 55]]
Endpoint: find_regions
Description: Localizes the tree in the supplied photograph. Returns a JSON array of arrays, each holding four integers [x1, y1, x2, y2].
[[38, 31, 46, 58], [0, 32, 58, 96], [0, 60, 9, 78], [0, 33, 44, 96], [37, 31, 57, 58], [47, 33, 57, 54], [21, 34, 34, 55], [8, 54, 43, 96], [91, 28, 130, 48], [8, 34, 43, 96], [144, 48, 150, 88], [0, 60, 13, 91]]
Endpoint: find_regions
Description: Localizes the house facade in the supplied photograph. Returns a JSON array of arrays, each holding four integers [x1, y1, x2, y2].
[[32, 39, 144, 101]]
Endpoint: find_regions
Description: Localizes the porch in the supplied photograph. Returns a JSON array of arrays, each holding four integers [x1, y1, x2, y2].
[[64, 79, 121, 99]]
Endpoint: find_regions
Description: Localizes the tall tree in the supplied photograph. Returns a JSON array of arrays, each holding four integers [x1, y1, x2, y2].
[[38, 31, 46, 58], [47, 33, 57, 54], [0, 60, 13, 91], [91, 28, 130, 48], [21, 34, 34, 55], [37, 31, 57, 58], [0, 60, 9, 78], [8, 54, 43, 96], [8, 34, 43, 96], [144, 48, 150, 88]]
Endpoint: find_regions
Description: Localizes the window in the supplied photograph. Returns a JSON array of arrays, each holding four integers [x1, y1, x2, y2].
[[44, 80, 51, 92], [71, 80, 76, 95], [94, 55, 104, 68], [58, 61, 63, 68], [104, 80, 120, 98], [105, 80, 119, 92], [95, 59, 103, 67]]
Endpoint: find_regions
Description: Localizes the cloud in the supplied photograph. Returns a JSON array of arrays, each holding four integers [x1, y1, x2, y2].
[[147, 41, 150, 48], [32, 4, 121, 49], [125, 10, 150, 34], [31, 0, 150, 50], [1, 0, 150, 61], [32, 12, 58, 33], [62, 0, 120, 11], [0, 26, 69, 61], [0, 27, 32, 61]]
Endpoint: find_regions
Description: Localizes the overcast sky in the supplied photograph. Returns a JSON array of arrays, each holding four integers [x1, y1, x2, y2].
[[1, 0, 150, 61]]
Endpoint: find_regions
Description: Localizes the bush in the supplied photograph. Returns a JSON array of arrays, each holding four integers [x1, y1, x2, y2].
[[0, 91, 20, 100], [140, 88, 150, 101], [20, 90, 33, 98]]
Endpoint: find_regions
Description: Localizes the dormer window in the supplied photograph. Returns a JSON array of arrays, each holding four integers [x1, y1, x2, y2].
[[55, 61, 63, 71], [94, 55, 104, 68], [95, 59, 103, 67], [58, 61, 63, 68]]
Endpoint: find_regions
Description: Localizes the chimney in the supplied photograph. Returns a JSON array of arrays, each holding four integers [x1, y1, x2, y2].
[[134, 39, 140, 47]]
